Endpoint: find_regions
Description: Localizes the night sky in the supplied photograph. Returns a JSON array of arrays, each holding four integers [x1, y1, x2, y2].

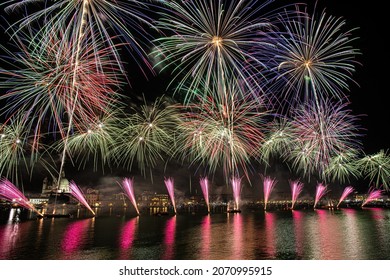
[[0, 0, 388, 194], [129, 0, 389, 154], [297, 0, 389, 154]]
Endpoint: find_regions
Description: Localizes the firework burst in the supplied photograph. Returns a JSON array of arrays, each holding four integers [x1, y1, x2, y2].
[[231, 176, 242, 211], [113, 96, 178, 178], [259, 118, 294, 165], [58, 108, 123, 172], [0, 27, 122, 146], [153, 0, 283, 101], [287, 99, 362, 180], [314, 183, 328, 209], [2, 0, 156, 74], [175, 82, 268, 181], [357, 150, 390, 190], [289, 179, 304, 210], [324, 150, 361, 184], [0, 118, 39, 187], [262, 176, 277, 211], [199, 177, 210, 213], [164, 177, 176, 214], [274, 5, 360, 108], [361, 186, 383, 207], [0, 178, 42, 216], [120, 178, 140, 215], [337, 186, 354, 208], [1, 0, 156, 192], [69, 180, 95, 216]]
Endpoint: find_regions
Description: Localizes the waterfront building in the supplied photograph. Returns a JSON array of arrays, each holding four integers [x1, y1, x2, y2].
[[28, 197, 49, 207], [41, 171, 70, 195], [85, 188, 100, 207]]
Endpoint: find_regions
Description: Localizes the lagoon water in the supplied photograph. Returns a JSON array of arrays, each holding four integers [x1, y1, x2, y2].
[[1, 207, 390, 260]]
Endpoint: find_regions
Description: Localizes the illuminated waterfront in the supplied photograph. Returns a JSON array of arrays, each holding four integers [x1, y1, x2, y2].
[[1, 207, 390, 260]]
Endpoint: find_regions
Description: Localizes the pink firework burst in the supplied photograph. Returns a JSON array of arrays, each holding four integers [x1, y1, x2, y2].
[[0, 178, 42, 216], [362, 187, 383, 207], [199, 177, 210, 213], [337, 186, 355, 208], [231, 176, 242, 211], [289, 180, 304, 210], [121, 178, 140, 215], [69, 181, 95, 216], [314, 183, 328, 209], [164, 177, 176, 214], [263, 176, 277, 211]]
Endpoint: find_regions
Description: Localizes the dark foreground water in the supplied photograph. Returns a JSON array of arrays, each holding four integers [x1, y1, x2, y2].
[[1, 207, 390, 260]]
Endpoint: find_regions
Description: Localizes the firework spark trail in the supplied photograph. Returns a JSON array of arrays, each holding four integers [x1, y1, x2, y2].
[[231, 176, 242, 211], [164, 177, 176, 214], [120, 178, 140, 215], [199, 177, 210, 213], [69, 181, 95, 216], [314, 183, 328, 209], [263, 176, 277, 211], [289, 180, 304, 210], [361, 187, 383, 207], [0, 178, 42, 216], [56, 0, 100, 212], [337, 186, 355, 208]]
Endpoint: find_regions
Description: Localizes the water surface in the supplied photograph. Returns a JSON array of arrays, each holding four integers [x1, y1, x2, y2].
[[1, 207, 389, 260]]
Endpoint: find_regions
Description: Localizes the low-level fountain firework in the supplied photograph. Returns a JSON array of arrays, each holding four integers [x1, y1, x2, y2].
[[199, 177, 210, 213], [0, 178, 42, 217], [69, 181, 95, 216], [314, 183, 328, 209], [164, 177, 176, 214], [231, 176, 242, 211], [362, 187, 383, 207], [290, 180, 304, 210], [121, 178, 140, 215], [337, 186, 354, 208], [263, 177, 277, 211]]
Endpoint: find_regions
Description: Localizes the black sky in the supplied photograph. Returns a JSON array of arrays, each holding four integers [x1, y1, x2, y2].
[[318, 0, 389, 154]]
